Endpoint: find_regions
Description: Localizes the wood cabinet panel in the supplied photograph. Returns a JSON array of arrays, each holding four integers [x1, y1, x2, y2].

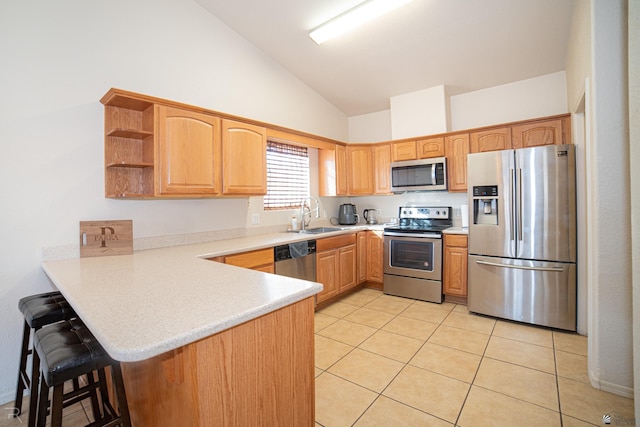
[[445, 133, 469, 192], [121, 298, 315, 426], [357, 232, 367, 284], [316, 250, 339, 304], [366, 231, 384, 283], [392, 141, 417, 161], [470, 127, 512, 153], [417, 137, 445, 158], [335, 145, 348, 196], [443, 234, 468, 297], [156, 106, 221, 196], [338, 244, 357, 292], [222, 119, 267, 195], [372, 144, 392, 194], [511, 118, 564, 149], [224, 248, 274, 271], [347, 145, 374, 195]]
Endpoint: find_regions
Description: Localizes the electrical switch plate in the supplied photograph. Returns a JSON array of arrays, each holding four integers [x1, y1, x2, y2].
[[251, 214, 260, 224]]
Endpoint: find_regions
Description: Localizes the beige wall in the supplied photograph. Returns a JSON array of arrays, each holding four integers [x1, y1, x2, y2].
[[629, 0, 640, 417]]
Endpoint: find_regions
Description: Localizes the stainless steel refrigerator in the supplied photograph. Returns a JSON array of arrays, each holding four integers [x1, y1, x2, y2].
[[467, 144, 576, 331]]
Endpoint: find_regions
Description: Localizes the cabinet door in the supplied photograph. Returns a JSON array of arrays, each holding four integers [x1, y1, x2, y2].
[[372, 144, 392, 194], [335, 145, 348, 196], [357, 232, 367, 284], [222, 119, 267, 195], [156, 106, 221, 196], [366, 231, 384, 283], [338, 244, 357, 292], [443, 235, 468, 296], [445, 133, 470, 192], [347, 145, 373, 195], [417, 137, 445, 158], [316, 250, 339, 303], [511, 119, 564, 149], [470, 127, 512, 153], [392, 141, 417, 161]]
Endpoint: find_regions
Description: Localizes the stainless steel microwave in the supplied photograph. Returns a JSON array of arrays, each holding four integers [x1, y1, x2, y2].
[[390, 157, 448, 192]]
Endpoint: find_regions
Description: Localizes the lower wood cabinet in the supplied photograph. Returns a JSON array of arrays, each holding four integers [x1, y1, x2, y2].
[[366, 230, 384, 283], [316, 234, 357, 304], [223, 248, 274, 273], [443, 234, 468, 297]]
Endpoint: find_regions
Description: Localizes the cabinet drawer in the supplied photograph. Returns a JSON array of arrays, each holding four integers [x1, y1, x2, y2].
[[444, 234, 468, 248], [225, 248, 273, 269], [317, 233, 357, 252]]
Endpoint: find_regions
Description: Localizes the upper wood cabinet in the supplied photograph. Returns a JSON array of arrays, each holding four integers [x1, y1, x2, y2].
[[392, 141, 417, 161], [335, 145, 348, 196], [417, 137, 445, 158], [470, 127, 512, 153], [471, 116, 571, 153], [319, 145, 348, 197], [102, 93, 155, 198], [372, 144, 392, 195], [347, 145, 374, 195], [156, 106, 221, 196], [511, 117, 568, 148], [222, 119, 267, 195], [445, 133, 469, 192]]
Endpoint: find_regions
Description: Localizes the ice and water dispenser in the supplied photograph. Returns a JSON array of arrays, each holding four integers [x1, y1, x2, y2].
[[472, 186, 498, 225]]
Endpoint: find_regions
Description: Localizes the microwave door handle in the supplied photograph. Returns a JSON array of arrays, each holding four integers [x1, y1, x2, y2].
[[431, 164, 436, 185]]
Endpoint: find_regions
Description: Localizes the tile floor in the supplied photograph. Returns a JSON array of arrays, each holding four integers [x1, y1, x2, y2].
[[314, 288, 635, 427], [1, 288, 634, 426]]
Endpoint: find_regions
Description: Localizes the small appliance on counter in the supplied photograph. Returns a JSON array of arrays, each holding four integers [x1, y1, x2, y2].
[[363, 209, 378, 224], [338, 203, 358, 225]]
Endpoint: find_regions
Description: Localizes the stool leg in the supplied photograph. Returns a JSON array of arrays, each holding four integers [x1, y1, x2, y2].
[[35, 373, 49, 427], [111, 364, 131, 427], [86, 371, 103, 422], [49, 384, 64, 427], [14, 321, 31, 417], [28, 344, 41, 427]]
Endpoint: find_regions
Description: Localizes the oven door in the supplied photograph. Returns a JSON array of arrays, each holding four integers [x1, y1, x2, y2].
[[383, 233, 442, 281]]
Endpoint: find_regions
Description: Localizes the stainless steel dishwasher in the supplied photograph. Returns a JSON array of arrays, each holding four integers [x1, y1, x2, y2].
[[274, 240, 317, 281]]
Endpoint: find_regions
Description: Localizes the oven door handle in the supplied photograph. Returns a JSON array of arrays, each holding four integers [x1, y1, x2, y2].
[[475, 259, 564, 272], [383, 232, 441, 239]]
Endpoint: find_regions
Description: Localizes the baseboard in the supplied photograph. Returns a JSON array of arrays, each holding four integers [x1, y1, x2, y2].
[[589, 372, 635, 399]]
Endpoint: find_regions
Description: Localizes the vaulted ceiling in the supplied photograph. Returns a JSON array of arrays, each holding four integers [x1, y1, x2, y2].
[[195, 0, 574, 117]]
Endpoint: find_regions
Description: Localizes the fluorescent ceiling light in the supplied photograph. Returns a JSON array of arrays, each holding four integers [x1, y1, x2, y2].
[[309, 0, 413, 45]]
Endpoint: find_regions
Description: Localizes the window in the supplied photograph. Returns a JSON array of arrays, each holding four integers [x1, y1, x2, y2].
[[264, 141, 310, 210]]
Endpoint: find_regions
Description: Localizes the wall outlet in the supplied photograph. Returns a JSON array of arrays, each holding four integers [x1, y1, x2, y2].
[[251, 214, 260, 224]]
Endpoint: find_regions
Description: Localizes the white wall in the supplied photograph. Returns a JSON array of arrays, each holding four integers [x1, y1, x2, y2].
[[348, 110, 392, 143], [0, 0, 348, 405], [449, 71, 568, 130], [585, 0, 633, 397], [390, 85, 451, 138]]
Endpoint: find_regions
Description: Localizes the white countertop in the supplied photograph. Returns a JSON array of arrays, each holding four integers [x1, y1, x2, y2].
[[41, 230, 354, 363], [443, 227, 469, 235]]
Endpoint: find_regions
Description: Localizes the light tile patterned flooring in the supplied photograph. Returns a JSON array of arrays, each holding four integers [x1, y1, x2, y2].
[[314, 288, 635, 427], [1, 288, 634, 426]]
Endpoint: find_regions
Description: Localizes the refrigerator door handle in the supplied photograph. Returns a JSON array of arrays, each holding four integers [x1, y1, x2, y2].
[[509, 168, 515, 240], [475, 259, 565, 272], [518, 168, 523, 242]]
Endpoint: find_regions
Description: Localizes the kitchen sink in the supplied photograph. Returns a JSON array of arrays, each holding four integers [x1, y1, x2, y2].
[[303, 227, 344, 233], [287, 227, 344, 234]]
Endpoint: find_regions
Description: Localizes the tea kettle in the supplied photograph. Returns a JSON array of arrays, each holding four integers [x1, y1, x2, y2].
[[363, 209, 378, 224], [338, 204, 358, 225]]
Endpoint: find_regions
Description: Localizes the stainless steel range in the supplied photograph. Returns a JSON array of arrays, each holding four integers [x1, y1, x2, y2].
[[383, 206, 452, 303]]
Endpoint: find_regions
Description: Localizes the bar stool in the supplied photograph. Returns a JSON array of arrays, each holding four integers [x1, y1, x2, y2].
[[14, 291, 76, 417], [34, 318, 131, 427]]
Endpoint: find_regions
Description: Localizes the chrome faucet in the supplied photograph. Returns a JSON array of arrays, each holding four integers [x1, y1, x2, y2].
[[300, 197, 320, 231]]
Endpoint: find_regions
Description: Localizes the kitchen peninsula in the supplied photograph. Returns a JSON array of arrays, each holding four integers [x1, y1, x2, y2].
[[41, 234, 323, 426]]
